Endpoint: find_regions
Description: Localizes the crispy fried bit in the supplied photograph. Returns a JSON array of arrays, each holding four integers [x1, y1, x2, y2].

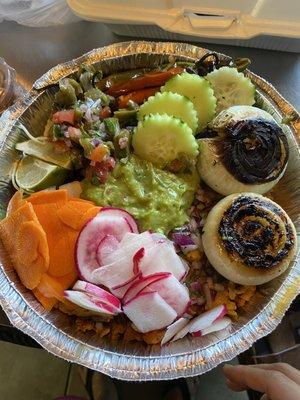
[[58, 301, 113, 320], [123, 325, 143, 342], [110, 318, 127, 342], [143, 330, 165, 345], [227, 310, 238, 320], [75, 318, 95, 333], [212, 283, 256, 320], [95, 322, 110, 338], [186, 250, 201, 262]]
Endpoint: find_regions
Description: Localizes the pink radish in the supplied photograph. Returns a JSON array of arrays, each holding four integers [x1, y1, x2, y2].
[[64, 290, 121, 315], [171, 323, 191, 342], [100, 207, 138, 233], [110, 274, 141, 298], [123, 291, 177, 333], [188, 304, 227, 333], [91, 256, 135, 289], [123, 272, 171, 305], [96, 235, 119, 265], [72, 280, 121, 309], [151, 232, 168, 243], [133, 247, 144, 275], [161, 317, 191, 345], [103, 231, 154, 266], [147, 275, 190, 317], [75, 213, 132, 282], [140, 241, 186, 280], [192, 317, 231, 337]]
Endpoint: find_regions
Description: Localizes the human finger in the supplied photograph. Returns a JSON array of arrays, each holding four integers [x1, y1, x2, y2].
[[249, 363, 300, 386], [223, 364, 300, 400]]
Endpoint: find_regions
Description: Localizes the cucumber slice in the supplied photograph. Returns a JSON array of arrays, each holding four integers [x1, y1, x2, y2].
[[161, 73, 216, 131], [138, 92, 198, 134], [206, 67, 255, 114], [132, 114, 198, 167]]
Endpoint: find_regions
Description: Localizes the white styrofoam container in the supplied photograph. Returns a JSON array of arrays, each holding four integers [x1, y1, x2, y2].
[[67, 0, 300, 52]]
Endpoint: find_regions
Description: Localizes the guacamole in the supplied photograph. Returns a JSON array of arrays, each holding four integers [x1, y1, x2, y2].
[[81, 155, 199, 234]]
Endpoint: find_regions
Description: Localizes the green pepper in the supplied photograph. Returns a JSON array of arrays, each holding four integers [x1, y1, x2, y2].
[[74, 106, 84, 122], [55, 80, 77, 107], [79, 137, 94, 158], [67, 78, 83, 96], [104, 118, 120, 139], [52, 124, 65, 139], [84, 87, 110, 105], [84, 87, 101, 100], [113, 109, 137, 127], [113, 129, 131, 159]]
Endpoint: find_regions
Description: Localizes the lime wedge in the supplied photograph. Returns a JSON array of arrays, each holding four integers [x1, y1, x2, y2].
[[15, 138, 73, 170], [15, 156, 68, 192]]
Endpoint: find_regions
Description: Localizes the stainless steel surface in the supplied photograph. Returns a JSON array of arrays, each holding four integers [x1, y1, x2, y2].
[[0, 20, 299, 110], [0, 41, 299, 380]]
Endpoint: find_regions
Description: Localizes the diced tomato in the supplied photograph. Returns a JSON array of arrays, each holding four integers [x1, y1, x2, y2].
[[85, 156, 116, 184], [118, 87, 159, 108], [89, 144, 109, 162], [52, 110, 75, 125], [52, 140, 71, 154], [107, 67, 183, 97], [99, 106, 111, 119]]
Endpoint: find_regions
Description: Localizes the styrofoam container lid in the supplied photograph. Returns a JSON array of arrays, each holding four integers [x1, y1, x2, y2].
[[68, 0, 300, 40]]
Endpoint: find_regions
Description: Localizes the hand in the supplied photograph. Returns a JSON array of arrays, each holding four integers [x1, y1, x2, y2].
[[223, 363, 300, 400]]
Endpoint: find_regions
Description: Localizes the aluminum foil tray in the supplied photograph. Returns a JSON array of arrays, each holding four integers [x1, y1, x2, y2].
[[0, 41, 299, 381]]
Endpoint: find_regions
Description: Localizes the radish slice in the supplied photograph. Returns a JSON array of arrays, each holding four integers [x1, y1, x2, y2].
[[100, 207, 138, 233], [72, 280, 121, 309], [96, 235, 119, 266], [123, 291, 177, 333], [64, 290, 121, 315], [151, 232, 168, 243], [192, 316, 232, 337], [123, 272, 171, 305], [75, 214, 132, 282], [118, 231, 150, 248], [188, 304, 227, 333], [91, 256, 135, 289], [103, 231, 154, 266], [110, 274, 141, 298], [133, 247, 144, 275], [171, 323, 191, 342], [161, 317, 191, 345], [140, 241, 186, 280], [147, 274, 190, 317]]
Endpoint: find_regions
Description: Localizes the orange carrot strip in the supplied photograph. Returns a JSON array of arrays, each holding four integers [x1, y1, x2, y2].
[[79, 206, 101, 229], [6, 190, 24, 216], [28, 189, 68, 206], [33, 287, 57, 311], [36, 273, 66, 302], [0, 202, 49, 289], [57, 200, 94, 230], [57, 269, 78, 289]]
